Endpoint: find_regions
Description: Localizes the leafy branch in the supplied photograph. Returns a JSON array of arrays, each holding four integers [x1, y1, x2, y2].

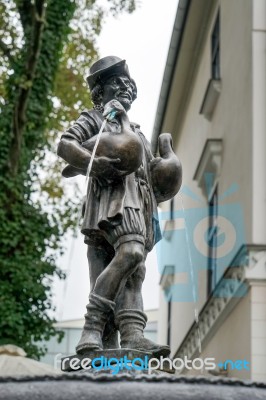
[[10, 0, 46, 176]]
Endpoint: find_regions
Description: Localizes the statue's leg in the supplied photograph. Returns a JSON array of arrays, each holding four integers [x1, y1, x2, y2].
[[115, 250, 171, 358], [92, 240, 145, 300], [115, 250, 147, 312], [86, 243, 120, 349], [87, 243, 114, 291], [76, 240, 145, 354]]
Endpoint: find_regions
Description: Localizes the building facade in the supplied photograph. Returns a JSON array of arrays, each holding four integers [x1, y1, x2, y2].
[[152, 0, 266, 381]]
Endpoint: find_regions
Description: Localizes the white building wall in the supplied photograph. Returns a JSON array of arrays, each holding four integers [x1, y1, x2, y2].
[[185, 288, 251, 380], [251, 284, 266, 381], [251, 0, 266, 244], [166, 0, 253, 354]]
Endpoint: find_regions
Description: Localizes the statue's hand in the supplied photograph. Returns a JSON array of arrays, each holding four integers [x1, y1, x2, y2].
[[90, 155, 123, 179]]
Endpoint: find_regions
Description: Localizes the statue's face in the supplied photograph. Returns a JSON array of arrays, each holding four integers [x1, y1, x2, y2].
[[101, 74, 134, 111]]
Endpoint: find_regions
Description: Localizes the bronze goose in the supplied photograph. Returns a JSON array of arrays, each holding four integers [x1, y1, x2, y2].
[[62, 100, 143, 178]]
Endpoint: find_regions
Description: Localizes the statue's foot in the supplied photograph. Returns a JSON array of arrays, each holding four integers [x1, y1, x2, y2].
[[76, 293, 116, 354], [116, 309, 170, 358], [76, 329, 103, 354], [121, 336, 170, 358]]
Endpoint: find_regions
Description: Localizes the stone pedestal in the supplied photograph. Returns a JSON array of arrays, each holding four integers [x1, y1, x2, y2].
[[1, 374, 265, 399]]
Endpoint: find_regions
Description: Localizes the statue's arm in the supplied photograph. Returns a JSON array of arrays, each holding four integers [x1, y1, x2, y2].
[[57, 138, 90, 171], [57, 112, 95, 177], [150, 133, 182, 204], [57, 111, 112, 178], [58, 137, 123, 179]]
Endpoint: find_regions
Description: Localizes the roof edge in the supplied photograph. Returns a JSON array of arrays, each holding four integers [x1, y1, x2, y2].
[[151, 0, 191, 153]]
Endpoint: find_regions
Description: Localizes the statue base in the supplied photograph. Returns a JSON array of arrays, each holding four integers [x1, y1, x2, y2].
[[61, 349, 175, 374]]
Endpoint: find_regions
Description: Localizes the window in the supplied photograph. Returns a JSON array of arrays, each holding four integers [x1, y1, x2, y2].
[[170, 198, 174, 220], [207, 186, 218, 296], [211, 11, 220, 80], [199, 11, 221, 119], [167, 295, 172, 346], [159, 265, 174, 345]]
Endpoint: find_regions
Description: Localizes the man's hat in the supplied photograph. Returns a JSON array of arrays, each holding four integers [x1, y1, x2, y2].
[[86, 56, 136, 96]]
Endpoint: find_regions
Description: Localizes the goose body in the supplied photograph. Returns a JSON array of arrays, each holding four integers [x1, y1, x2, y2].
[[62, 100, 143, 178], [82, 100, 143, 175], [151, 133, 182, 203]]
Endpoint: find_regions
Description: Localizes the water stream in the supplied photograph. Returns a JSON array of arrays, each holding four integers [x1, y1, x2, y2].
[[85, 118, 107, 182]]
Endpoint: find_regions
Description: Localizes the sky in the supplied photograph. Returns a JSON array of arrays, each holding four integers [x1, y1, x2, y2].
[[53, 0, 179, 321]]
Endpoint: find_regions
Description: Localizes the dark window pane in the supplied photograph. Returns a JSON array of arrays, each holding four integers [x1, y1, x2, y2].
[[211, 11, 220, 79], [207, 186, 218, 296]]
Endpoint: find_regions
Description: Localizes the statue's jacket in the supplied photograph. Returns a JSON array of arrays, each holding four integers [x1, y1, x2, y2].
[[61, 109, 162, 251]]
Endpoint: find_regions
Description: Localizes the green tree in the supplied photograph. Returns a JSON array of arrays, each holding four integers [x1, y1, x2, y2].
[[0, 0, 136, 358]]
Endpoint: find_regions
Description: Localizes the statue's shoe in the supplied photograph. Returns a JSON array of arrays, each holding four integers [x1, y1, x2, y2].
[[76, 293, 115, 355], [116, 309, 171, 358], [76, 330, 103, 354], [121, 336, 170, 358]]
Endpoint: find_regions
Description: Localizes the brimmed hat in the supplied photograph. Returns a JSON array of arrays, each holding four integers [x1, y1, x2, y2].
[[86, 56, 137, 98]]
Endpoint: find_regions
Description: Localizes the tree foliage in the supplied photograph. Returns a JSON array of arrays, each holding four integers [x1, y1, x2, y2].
[[0, 0, 137, 358]]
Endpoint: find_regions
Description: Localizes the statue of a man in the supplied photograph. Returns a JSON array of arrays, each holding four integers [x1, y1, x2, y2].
[[57, 56, 182, 358]]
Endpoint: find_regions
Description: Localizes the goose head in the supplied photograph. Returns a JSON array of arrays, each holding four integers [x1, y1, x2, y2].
[[103, 100, 127, 121]]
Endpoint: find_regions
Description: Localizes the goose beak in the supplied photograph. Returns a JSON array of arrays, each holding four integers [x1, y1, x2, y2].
[[105, 110, 117, 121], [103, 102, 114, 116], [103, 105, 116, 121]]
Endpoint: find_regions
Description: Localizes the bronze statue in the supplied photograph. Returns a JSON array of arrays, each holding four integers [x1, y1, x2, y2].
[[57, 56, 182, 358]]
